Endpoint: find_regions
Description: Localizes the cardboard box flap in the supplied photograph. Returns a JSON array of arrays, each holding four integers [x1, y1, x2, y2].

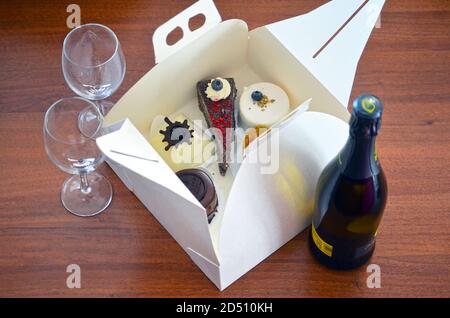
[[96, 119, 220, 265], [217, 111, 349, 288], [265, 0, 385, 108], [153, 0, 222, 64], [186, 247, 221, 289], [97, 119, 201, 206]]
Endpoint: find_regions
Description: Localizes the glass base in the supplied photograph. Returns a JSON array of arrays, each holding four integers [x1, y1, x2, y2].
[[61, 172, 112, 217]]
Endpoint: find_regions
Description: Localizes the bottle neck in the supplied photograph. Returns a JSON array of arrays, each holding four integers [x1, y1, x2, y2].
[[339, 133, 379, 180]]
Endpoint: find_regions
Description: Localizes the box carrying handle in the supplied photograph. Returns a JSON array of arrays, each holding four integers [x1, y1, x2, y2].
[[152, 0, 222, 64]]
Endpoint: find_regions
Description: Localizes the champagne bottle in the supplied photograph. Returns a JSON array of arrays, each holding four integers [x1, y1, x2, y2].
[[309, 94, 387, 269]]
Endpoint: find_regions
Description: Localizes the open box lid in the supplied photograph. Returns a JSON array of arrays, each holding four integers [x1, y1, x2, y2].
[[153, 0, 385, 108], [266, 0, 385, 108]]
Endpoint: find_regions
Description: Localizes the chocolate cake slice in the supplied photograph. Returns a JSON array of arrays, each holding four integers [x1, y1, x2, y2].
[[197, 77, 237, 176]]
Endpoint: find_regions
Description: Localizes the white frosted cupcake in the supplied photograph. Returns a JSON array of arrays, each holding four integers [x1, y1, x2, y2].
[[239, 82, 290, 128]]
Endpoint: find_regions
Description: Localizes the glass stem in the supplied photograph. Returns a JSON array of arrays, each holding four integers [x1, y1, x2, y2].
[[95, 100, 106, 116], [80, 172, 91, 194]]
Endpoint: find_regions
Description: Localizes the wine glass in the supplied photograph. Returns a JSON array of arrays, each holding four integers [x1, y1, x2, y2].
[[43, 97, 112, 217], [62, 23, 126, 117]]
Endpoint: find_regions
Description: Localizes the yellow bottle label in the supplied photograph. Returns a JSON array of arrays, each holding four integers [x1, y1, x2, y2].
[[374, 143, 378, 161], [311, 223, 333, 257]]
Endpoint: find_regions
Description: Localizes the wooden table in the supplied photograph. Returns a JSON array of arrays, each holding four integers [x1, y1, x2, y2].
[[1, 0, 449, 298]]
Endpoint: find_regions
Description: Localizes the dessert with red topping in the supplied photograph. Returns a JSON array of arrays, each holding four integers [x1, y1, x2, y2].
[[196, 77, 237, 176]]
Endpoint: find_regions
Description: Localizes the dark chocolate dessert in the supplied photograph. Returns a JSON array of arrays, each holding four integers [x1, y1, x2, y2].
[[176, 168, 218, 223], [197, 77, 237, 176]]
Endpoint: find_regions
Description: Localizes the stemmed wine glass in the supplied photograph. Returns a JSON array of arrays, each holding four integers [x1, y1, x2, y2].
[[43, 97, 112, 216], [62, 23, 126, 120]]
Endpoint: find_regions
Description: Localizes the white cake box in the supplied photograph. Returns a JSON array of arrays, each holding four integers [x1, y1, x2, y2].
[[96, 0, 385, 290]]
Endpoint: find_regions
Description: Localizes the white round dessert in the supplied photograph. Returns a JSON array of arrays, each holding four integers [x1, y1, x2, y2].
[[239, 82, 290, 128]]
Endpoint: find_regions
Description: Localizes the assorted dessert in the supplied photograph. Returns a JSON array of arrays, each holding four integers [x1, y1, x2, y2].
[[243, 126, 268, 150], [239, 82, 290, 128], [176, 168, 218, 223], [149, 113, 215, 172], [197, 77, 237, 176], [149, 77, 291, 223]]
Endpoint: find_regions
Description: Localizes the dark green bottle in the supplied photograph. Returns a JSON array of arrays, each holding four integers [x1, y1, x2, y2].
[[309, 94, 387, 269]]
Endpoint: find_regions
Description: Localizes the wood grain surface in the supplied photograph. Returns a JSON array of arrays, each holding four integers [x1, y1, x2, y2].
[[0, 0, 449, 298]]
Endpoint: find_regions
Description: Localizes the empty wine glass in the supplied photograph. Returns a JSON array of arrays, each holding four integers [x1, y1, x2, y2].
[[62, 23, 126, 117], [43, 97, 112, 217]]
